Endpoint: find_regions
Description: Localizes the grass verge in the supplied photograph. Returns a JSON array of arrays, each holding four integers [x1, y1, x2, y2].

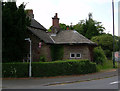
[[97, 60, 118, 71]]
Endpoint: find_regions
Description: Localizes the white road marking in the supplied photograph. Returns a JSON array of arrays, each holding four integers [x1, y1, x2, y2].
[[110, 81, 119, 85]]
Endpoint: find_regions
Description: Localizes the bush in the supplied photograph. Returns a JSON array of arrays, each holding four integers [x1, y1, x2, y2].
[[93, 46, 107, 65], [2, 60, 98, 78], [97, 60, 117, 70], [39, 55, 46, 62]]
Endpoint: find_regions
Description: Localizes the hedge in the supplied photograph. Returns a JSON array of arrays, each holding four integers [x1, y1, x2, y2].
[[2, 60, 98, 78]]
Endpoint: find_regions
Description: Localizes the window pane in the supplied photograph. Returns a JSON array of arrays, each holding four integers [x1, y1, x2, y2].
[[71, 54, 75, 57], [76, 54, 81, 57]]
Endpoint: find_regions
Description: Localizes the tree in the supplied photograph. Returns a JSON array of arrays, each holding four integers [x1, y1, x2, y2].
[[49, 23, 67, 30], [73, 13, 105, 39], [2, 2, 30, 62], [91, 34, 119, 59], [59, 23, 67, 30], [73, 20, 84, 34], [93, 46, 107, 65]]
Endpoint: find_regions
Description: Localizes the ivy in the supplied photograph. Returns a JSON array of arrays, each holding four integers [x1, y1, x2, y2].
[[50, 45, 64, 61]]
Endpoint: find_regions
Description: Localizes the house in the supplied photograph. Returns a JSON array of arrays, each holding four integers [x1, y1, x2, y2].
[[26, 9, 53, 62], [26, 10, 96, 62]]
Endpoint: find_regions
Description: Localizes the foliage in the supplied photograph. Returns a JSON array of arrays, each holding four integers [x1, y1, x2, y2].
[[97, 60, 118, 70], [50, 45, 64, 61], [49, 13, 105, 39], [2, 2, 30, 62], [93, 47, 107, 65], [2, 60, 98, 78], [73, 20, 84, 34], [59, 23, 67, 30], [39, 55, 46, 62], [2, 62, 29, 78], [91, 34, 119, 58], [114, 36, 120, 51], [73, 13, 105, 39], [48, 29, 52, 32], [49, 23, 73, 32]]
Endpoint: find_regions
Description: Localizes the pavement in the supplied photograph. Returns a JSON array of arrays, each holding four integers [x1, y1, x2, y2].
[[3, 69, 118, 87]]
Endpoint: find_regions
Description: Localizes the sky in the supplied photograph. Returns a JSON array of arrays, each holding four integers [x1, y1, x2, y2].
[[16, 0, 120, 35]]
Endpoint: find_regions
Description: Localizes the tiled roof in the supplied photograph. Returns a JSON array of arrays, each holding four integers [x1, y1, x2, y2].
[[30, 18, 47, 31], [28, 27, 53, 43], [51, 30, 96, 45]]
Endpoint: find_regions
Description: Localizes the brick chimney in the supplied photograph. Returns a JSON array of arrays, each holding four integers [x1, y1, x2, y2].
[[26, 9, 34, 18], [52, 13, 59, 29], [50, 13, 60, 34]]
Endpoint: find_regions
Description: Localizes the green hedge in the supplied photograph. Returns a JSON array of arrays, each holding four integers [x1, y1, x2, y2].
[[2, 60, 98, 78], [2, 62, 29, 77]]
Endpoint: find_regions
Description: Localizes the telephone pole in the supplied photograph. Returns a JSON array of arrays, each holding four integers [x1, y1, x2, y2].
[[112, 0, 115, 68]]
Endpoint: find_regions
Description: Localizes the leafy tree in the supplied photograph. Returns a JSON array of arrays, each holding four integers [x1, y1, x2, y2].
[[59, 23, 67, 30], [73, 20, 84, 34], [93, 46, 107, 65], [48, 23, 70, 32], [73, 13, 105, 39], [48, 29, 52, 32], [91, 34, 119, 58], [2, 2, 30, 62]]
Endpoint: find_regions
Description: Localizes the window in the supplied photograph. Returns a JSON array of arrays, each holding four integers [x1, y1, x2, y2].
[[70, 53, 81, 58], [70, 53, 75, 58], [76, 53, 81, 58]]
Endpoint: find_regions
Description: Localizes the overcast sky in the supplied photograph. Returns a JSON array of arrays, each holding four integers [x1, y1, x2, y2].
[[16, 0, 120, 35]]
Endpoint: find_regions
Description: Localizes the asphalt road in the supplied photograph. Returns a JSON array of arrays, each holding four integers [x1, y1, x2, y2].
[[2, 76, 118, 89], [44, 76, 118, 89]]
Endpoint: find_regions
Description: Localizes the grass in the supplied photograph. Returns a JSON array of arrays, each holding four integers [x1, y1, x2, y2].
[[97, 60, 118, 71]]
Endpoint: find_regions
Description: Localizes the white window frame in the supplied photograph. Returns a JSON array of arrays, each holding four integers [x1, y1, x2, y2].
[[70, 53, 81, 58], [70, 53, 76, 58], [76, 53, 81, 58]]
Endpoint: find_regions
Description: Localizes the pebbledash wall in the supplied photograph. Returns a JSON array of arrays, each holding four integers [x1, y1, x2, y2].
[[63, 45, 93, 61]]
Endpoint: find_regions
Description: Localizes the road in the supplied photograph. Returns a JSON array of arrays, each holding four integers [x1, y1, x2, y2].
[[44, 76, 118, 89], [2, 76, 118, 89]]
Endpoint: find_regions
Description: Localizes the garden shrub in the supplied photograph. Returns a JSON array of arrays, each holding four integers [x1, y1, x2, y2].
[[39, 55, 46, 62], [2, 60, 98, 78], [93, 46, 107, 65]]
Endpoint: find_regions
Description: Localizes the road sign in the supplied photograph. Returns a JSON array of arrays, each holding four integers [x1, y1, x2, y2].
[[114, 52, 120, 61]]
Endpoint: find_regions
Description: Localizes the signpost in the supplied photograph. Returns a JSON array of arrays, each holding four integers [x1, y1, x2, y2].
[[114, 52, 120, 62]]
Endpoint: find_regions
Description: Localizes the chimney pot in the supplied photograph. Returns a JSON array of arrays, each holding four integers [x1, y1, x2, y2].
[[26, 9, 34, 18], [55, 13, 58, 18]]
